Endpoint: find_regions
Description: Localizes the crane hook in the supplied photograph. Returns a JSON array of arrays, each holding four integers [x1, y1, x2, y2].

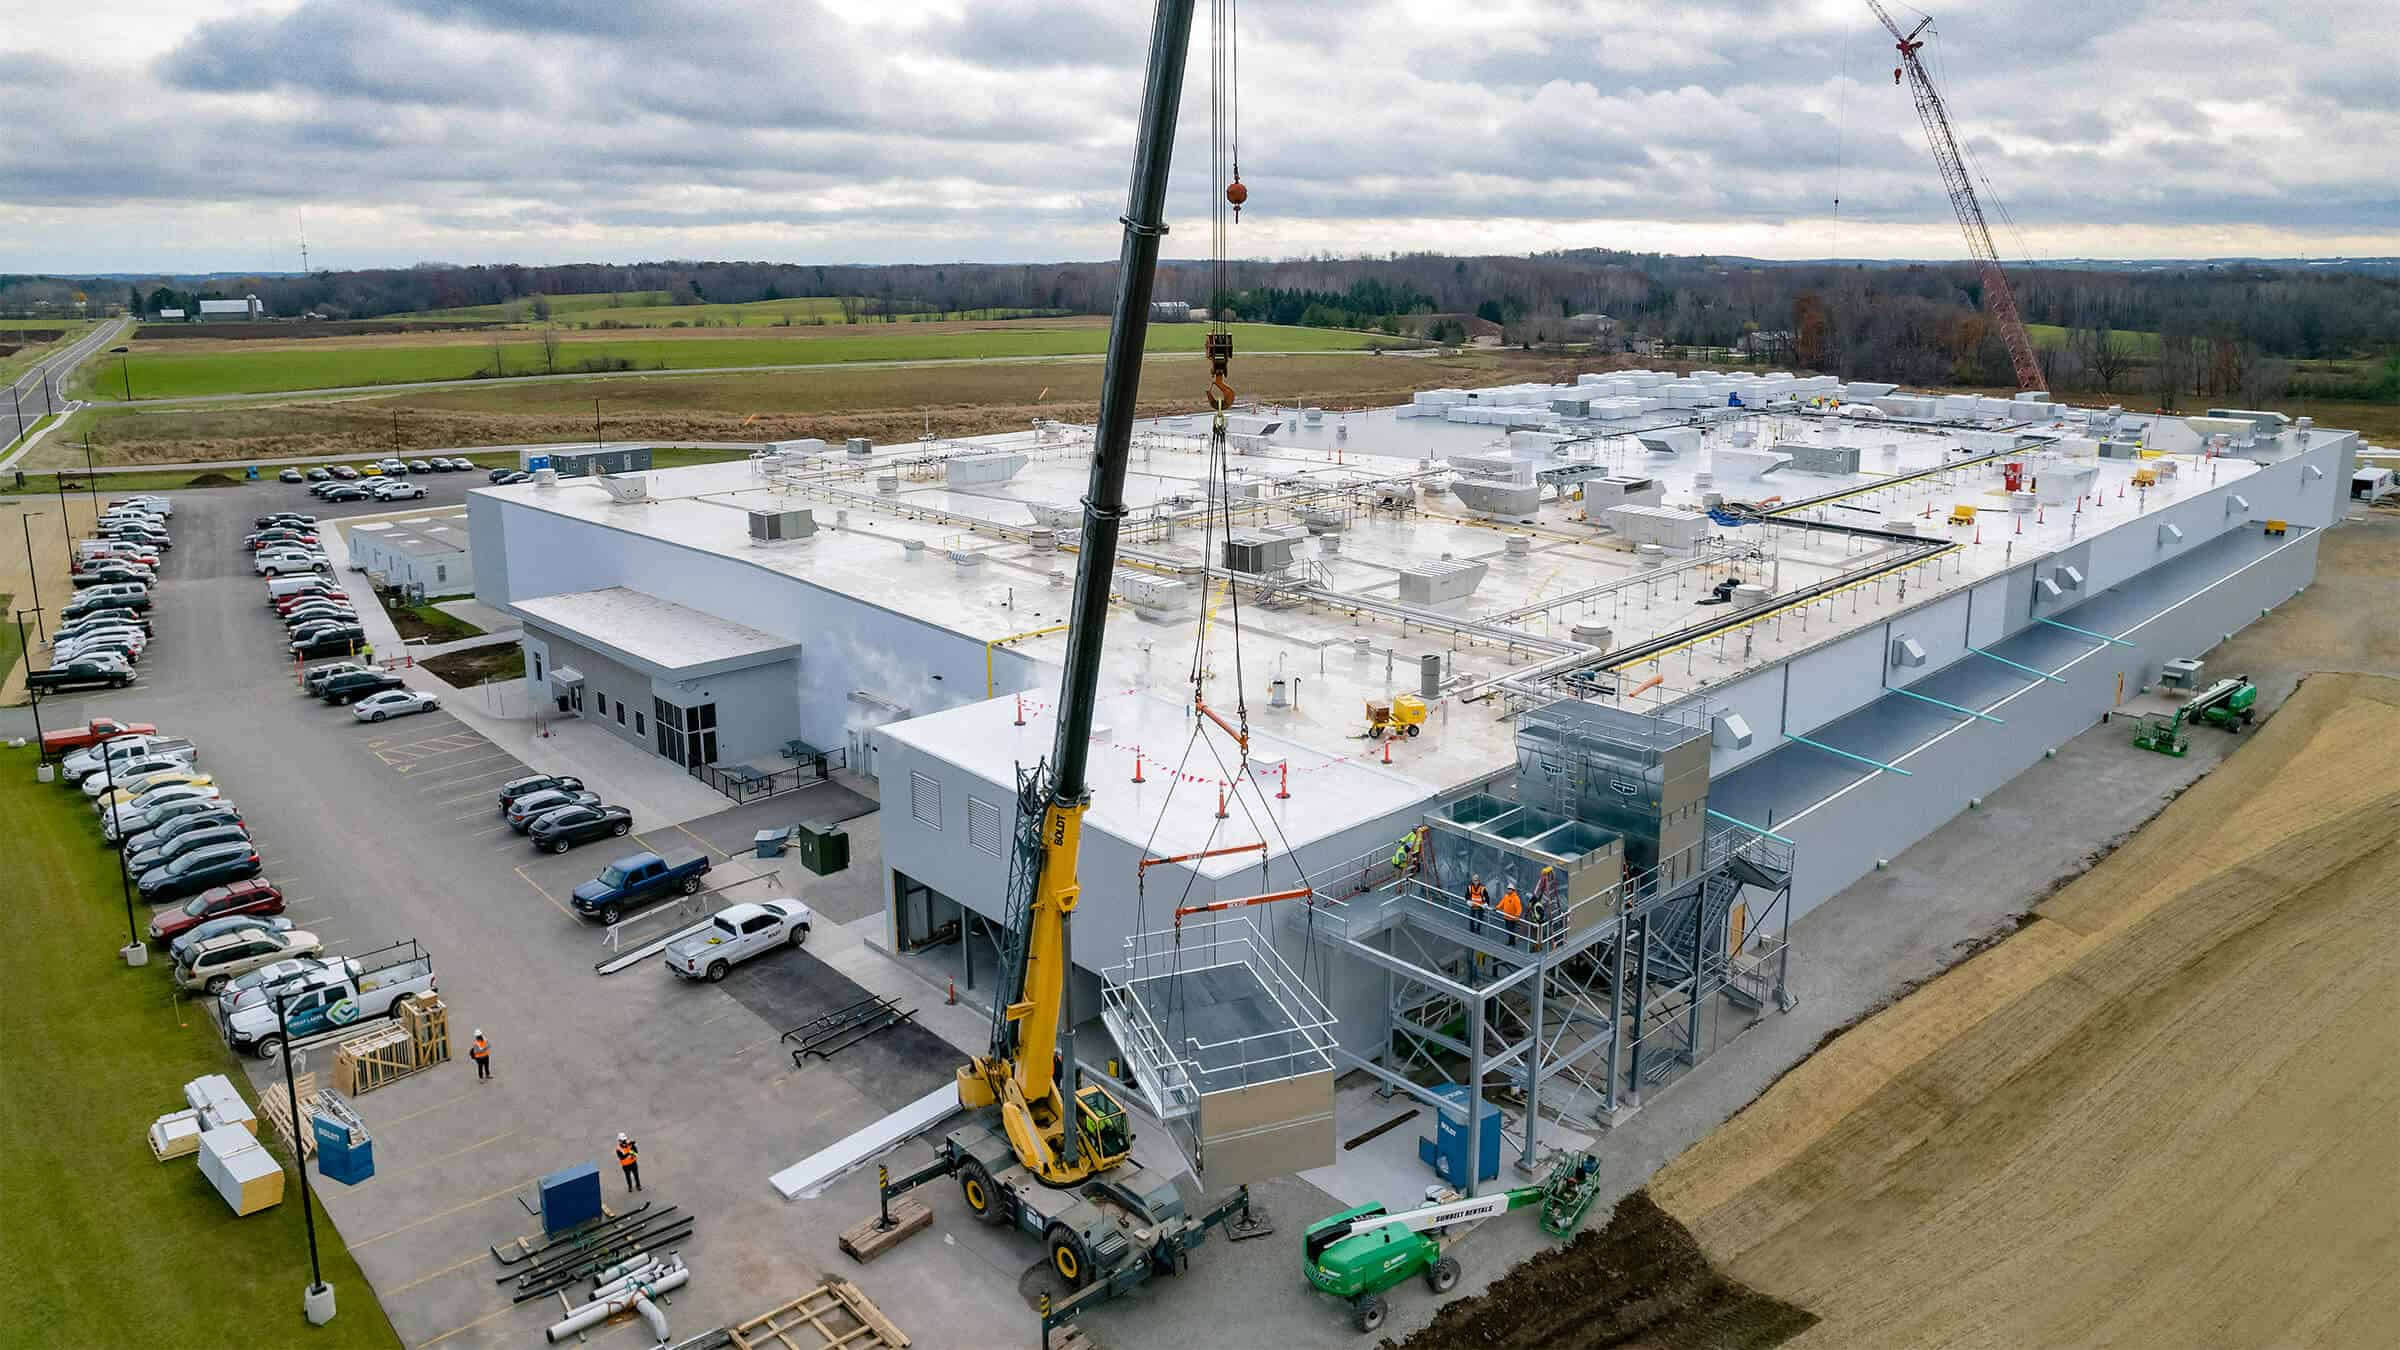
[[1225, 176, 1247, 221]]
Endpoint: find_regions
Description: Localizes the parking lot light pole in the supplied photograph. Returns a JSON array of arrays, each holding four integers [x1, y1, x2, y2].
[[18, 510, 44, 629], [12, 612, 43, 757], [100, 744, 145, 963], [276, 988, 336, 1325]]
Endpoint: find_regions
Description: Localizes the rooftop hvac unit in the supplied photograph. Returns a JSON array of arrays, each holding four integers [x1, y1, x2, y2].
[[846, 437, 874, 457], [533, 468, 559, 488], [747, 508, 816, 543], [598, 473, 648, 504], [945, 451, 1029, 486], [769, 438, 827, 456], [1395, 558, 1488, 605], [1222, 530, 1298, 575]]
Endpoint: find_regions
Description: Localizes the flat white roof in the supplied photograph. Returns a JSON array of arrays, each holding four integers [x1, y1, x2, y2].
[[512, 586, 797, 673]]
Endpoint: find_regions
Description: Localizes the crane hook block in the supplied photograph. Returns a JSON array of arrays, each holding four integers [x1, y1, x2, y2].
[[1225, 177, 1248, 220]]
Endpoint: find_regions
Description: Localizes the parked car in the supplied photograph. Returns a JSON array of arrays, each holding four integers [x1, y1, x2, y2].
[[150, 880, 286, 945], [508, 788, 601, 831], [328, 465, 360, 480], [284, 603, 358, 626], [256, 550, 330, 577], [166, 915, 295, 963], [321, 484, 372, 503], [277, 467, 305, 483], [124, 804, 244, 858], [73, 565, 154, 589], [63, 585, 151, 617], [665, 900, 811, 982], [56, 633, 145, 665], [113, 495, 173, 517], [126, 824, 253, 879], [353, 689, 439, 722], [377, 459, 409, 475], [371, 479, 427, 500], [40, 716, 158, 756], [94, 770, 214, 811], [306, 467, 333, 482], [28, 656, 134, 692], [496, 471, 535, 484], [55, 606, 150, 636], [302, 662, 371, 694], [80, 755, 195, 798], [570, 849, 711, 924], [109, 794, 237, 844], [224, 944, 438, 1057], [406, 459, 434, 474], [527, 803, 634, 853], [318, 670, 403, 704], [258, 511, 320, 528], [101, 785, 224, 841], [211, 954, 343, 1014], [175, 927, 322, 994], [292, 626, 369, 658], [427, 456, 458, 472], [487, 467, 518, 484], [449, 457, 477, 471], [498, 773, 585, 813], [137, 840, 264, 904]]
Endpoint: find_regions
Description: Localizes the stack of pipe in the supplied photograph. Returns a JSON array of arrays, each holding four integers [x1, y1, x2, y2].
[[545, 1252, 687, 1343]]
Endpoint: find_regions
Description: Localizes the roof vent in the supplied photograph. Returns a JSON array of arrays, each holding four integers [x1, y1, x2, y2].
[[747, 508, 816, 543]]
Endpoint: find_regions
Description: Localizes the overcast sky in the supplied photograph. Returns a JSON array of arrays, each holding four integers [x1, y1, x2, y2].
[[4, 0, 2394, 274]]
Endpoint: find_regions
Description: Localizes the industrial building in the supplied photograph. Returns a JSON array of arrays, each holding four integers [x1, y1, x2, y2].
[[467, 371, 2357, 1175]]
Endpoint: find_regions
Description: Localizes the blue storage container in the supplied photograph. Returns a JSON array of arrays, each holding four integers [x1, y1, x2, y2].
[[1417, 1085, 1501, 1188], [539, 1163, 604, 1234], [312, 1111, 375, 1185]]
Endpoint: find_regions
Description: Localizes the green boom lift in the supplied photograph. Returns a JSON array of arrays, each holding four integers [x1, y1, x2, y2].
[[2132, 675, 2258, 757], [1302, 1152, 1602, 1333]]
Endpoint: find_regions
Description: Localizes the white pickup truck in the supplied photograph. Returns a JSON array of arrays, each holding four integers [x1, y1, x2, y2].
[[664, 900, 811, 982], [64, 735, 195, 784], [222, 941, 437, 1057]]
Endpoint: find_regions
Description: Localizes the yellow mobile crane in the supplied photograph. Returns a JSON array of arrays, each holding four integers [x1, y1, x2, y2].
[[869, 0, 1262, 1310]]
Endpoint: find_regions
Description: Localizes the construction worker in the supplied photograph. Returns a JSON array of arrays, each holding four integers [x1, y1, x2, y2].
[[1531, 865, 1561, 949], [1497, 880, 1524, 947], [616, 1134, 642, 1191], [1465, 875, 1488, 936], [470, 1028, 491, 1080]]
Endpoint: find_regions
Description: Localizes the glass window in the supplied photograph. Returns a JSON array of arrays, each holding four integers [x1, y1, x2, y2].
[[595, 692, 606, 716], [534, 653, 543, 681], [615, 701, 626, 726], [635, 711, 645, 735]]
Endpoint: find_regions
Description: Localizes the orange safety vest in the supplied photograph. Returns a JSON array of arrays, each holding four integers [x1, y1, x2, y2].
[[470, 1037, 489, 1061], [617, 1142, 637, 1168], [1497, 889, 1523, 920], [1466, 883, 1487, 908]]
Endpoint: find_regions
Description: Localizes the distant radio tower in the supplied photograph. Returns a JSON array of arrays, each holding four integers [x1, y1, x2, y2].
[[298, 207, 310, 275]]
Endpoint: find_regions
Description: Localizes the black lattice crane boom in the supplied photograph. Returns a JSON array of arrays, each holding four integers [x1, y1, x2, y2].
[[1868, 1, 2046, 391]]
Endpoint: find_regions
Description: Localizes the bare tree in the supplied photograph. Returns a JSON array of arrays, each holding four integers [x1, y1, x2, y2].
[[539, 324, 563, 375], [488, 331, 507, 378], [837, 295, 862, 324], [2075, 324, 2135, 394]]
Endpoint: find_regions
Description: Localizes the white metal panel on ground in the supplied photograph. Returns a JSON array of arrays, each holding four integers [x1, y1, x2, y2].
[[769, 1083, 959, 1200]]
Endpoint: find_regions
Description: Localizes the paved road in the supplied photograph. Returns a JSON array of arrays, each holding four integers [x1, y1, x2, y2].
[[1, 316, 126, 467], [76, 344, 1389, 409], [27, 440, 762, 477]]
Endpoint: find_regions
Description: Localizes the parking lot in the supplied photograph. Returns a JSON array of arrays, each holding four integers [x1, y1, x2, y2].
[[39, 477, 1033, 1348]]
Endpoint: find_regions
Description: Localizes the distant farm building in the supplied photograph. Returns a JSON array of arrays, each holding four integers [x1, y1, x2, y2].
[[197, 295, 265, 320]]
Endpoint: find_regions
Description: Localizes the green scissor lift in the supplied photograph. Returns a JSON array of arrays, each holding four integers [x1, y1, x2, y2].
[[1302, 1152, 1602, 1333]]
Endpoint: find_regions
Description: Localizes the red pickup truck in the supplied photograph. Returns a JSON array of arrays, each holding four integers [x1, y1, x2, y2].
[[40, 717, 158, 756]]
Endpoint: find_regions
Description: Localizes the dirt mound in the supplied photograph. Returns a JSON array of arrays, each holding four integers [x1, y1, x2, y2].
[[1399, 1191, 1814, 1350], [1648, 673, 2400, 1350], [181, 472, 241, 487]]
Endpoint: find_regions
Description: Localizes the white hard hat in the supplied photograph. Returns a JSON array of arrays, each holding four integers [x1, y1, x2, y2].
[[472, 1028, 483, 1037], [619, 1132, 629, 1142]]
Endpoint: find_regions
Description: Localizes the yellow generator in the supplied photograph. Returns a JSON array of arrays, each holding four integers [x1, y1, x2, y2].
[[1365, 694, 1428, 739]]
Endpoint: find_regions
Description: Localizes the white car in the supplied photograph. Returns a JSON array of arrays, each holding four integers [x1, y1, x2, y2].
[[352, 689, 439, 722], [371, 479, 426, 500], [664, 899, 812, 981], [115, 495, 173, 517], [102, 784, 224, 840], [255, 549, 329, 576]]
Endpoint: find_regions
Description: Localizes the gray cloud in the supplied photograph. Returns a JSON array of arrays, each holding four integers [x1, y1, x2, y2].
[[1, 0, 2393, 271]]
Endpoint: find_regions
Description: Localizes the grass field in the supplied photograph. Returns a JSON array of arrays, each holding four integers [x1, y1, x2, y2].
[[2023, 322, 2162, 355], [0, 319, 96, 384], [421, 643, 523, 686], [3, 412, 58, 458], [80, 321, 1400, 400], [396, 292, 1065, 328], [388, 601, 486, 642], [0, 751, 400, 1347], [33, 350, 1519, 468]]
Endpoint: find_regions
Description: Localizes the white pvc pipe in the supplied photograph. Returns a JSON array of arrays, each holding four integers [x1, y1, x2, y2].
[[588, 1258, 665, 1303], [545, 1266, 689, 1342], [588, 1252, 655, 1291]]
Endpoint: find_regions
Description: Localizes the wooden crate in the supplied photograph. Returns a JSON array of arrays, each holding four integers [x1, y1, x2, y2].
[[400, 994, 451, 1066], [731, 1281, 909, 1350], [332, 1026, 416, 1096], [258, 1071, 322, 1158]]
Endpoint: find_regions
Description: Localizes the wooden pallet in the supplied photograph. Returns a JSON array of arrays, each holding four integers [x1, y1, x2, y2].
[[731, 1281, 909, 1350], [258, 1072, 323, 1158], [400, 993, 451, 1066], [332, 1026, 417, 1096]]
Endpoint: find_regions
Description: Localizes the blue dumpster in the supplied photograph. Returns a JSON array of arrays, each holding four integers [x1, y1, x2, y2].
[[312, 1111, 375, 1185]]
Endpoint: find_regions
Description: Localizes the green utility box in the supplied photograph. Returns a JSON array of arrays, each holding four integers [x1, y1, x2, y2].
[[794, 820, 849, 876]]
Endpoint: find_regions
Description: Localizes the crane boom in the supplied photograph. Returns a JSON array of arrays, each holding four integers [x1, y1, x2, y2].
[[1866, 1, 2045, 391], [955, 0, 1197, 1189]]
